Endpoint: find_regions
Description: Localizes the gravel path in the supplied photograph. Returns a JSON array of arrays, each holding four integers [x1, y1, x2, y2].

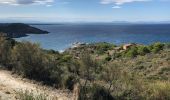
[[0, 69, 73, 100]]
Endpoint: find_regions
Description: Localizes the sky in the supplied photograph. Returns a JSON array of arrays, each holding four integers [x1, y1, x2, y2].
[[0, 0, 170, 22]]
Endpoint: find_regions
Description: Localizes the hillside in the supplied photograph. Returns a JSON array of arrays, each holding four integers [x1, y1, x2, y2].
[[0, 23, 48, 38], [0, 34, 170, 100]]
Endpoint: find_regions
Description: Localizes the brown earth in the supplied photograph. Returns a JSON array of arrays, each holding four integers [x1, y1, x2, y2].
[[0, 69, 73, 100]]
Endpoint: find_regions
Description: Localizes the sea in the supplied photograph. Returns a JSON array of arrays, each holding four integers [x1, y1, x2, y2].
[[15, 23, 170, 51]]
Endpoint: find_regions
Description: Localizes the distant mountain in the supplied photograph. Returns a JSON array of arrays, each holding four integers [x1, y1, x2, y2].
[[111, 21, 170, 24], [0, 23, 48, 38]]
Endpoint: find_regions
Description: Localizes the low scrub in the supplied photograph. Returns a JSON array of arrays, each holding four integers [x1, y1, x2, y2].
[[0, 34, 170, 100], [16, 90, 48, 100]]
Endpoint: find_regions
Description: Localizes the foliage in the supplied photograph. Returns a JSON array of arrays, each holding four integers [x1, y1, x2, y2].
[[0, 35, 170, 99], [78, 84, 114, 100], [16, 90, 47, 100], [125, 47, 138, 58], [105, 56, 112, 61], [149, 42, 164, 53], [11, 42, 50, 80], [137, 46, 150, 55], [146, 81, 170, 100], [0, 33, 14, 67], [95, 42, 115, 54]]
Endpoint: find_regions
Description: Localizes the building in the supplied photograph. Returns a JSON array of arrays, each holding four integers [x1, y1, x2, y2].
[[123, 43, 136, 50]]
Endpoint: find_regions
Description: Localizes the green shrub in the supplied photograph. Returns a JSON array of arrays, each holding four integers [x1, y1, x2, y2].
[[125, 47, 138, 58], [105, 56, 112, 61], [159, 67, 170, 75], [78, 84, 114, 100], [16, 90, 47, 100], [0, 34, 13, 67], [11, 42, 48, 79], [137, 46, 150, 55], [91, 85, 114, 100], [146, 81, 170, 100], [62, 75, 76, 90], [61, 55, 72, 62], [151, 42, 164, 53], [164, 43, 170, 49], [95, 43, 115, 54]]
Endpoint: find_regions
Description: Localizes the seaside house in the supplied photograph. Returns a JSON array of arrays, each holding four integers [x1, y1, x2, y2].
[[123, 43, 136, 50]]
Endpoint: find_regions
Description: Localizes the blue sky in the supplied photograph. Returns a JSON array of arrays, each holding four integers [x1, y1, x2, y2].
[[0, 0, 170, 22]]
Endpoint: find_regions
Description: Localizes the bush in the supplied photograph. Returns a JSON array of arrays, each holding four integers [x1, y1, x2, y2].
[[0, 34, 13, 67], [146, 81, 170, 100], [91, 85, 114, 100], [11, 42, 48, 79], [105, 56, 112, 61], [95, 42, 115, 54], [164, 43, 170, 49], [125, 47, 138, 58], [16, 90, 47, 100], [78, 84, 114, 100], [62, 75, 76, 90], [151, 42, 164, 53], [137, 46, 150, 55], [61, 55, 72, 62]]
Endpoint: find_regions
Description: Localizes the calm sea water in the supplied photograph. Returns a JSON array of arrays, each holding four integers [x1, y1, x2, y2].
[[15, 23, 170, 51]]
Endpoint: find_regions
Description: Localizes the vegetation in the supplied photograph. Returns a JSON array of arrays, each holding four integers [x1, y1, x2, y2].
[[95, 42, 116, 54], [0, 23, 48, 38], [16, 90, 48, 100], [120, 43, 164, 58], [0, 33, 170, 100]]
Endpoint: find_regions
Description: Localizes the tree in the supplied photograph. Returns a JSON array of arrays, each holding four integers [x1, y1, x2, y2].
[[11, 41, 50, 81], [0, 33, 12, 67], [74, 52, 100, 100]]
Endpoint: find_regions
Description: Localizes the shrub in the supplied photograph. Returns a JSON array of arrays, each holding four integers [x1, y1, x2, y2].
[[96, 42, 115, 54], [105, 56, 112, 61], [151, 42, 164, 53], [62, 75, 76, 90], [91, 84, 114, 100], [11, 42, 47, 79], [137, 46, 150, 55], [78, 84, 114, 100], [79, 52, 100, 78], [61, 55, 72, 62], [16, 90, 47, 100], [125, 47, 138, 58], [146, 81, 170, 100], [0, 34, 13, 67], [164, 43, 170, 49], [158, 67, 170, 75]]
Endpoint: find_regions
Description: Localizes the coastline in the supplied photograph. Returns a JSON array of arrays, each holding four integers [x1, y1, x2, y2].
[[13, 23, 170, 51]]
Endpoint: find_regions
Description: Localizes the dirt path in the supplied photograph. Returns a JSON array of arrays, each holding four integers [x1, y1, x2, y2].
[[0, 69, 73, 100]]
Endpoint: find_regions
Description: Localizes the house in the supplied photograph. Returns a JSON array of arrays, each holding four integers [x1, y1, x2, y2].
[[123, 43, 136, 50]]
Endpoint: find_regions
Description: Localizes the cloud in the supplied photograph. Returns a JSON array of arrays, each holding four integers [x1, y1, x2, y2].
[[0, 0, 54, 5], [46, 4, 52, 7], [112, 5, 121, 8], [101, 0, 150, 5]]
